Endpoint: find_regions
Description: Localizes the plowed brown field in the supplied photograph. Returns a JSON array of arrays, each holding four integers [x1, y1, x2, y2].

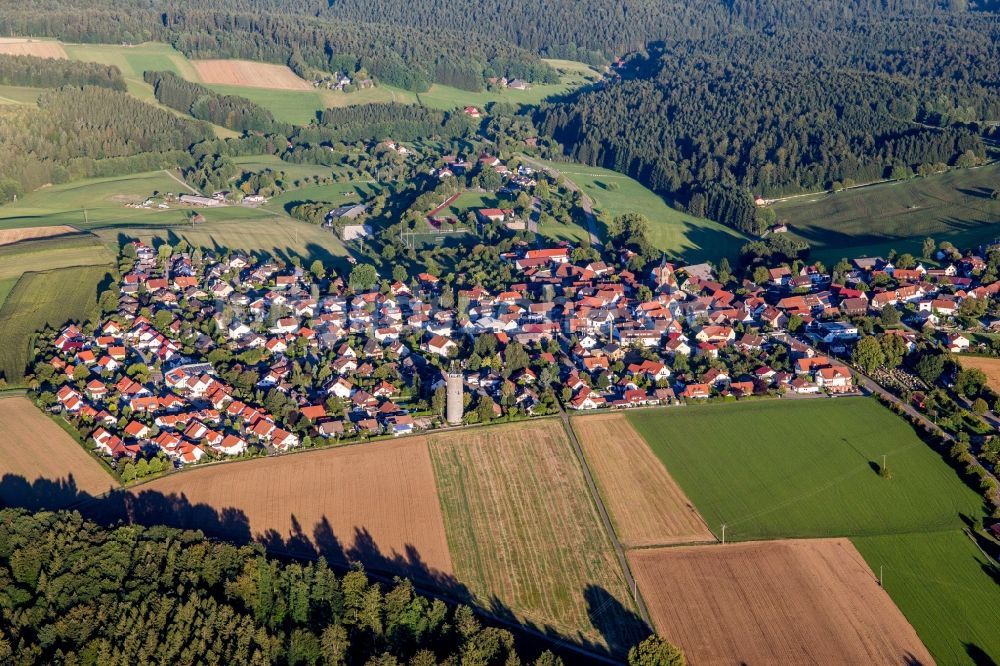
[[0, 38, 67, 59], [0, 225, 77, 246], [429, 420, 647, 655], [574, 413, 715, 547], [629, 538, 933, 665], [192, 59, 312, 90], [0, 396, 117, 506], [134, 438, 453, 579]]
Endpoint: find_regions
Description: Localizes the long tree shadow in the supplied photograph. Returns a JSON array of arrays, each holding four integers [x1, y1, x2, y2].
[[0, 472, 622, 663]]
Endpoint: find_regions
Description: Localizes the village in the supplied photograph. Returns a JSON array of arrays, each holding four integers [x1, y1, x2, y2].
[[28, 217, 1000, 478]]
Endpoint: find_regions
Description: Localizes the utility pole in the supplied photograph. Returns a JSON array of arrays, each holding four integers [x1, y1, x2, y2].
[[883, 453, 887, 472], [721, 523, 727, 545], [879, 565, 883, 586]]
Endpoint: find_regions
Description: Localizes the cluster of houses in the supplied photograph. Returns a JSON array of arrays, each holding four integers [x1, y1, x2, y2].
[[38, 232, 1000, 471]]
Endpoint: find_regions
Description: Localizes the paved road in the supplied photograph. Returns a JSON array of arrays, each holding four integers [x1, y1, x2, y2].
[[558, 405, 652, 629], [521, 156, 601, 246]]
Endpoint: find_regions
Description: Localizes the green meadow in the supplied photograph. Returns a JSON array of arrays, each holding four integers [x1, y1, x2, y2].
[[538, 159, 748, 262], [772, 163, 1000, 264], [628, 398, 1000, 664]]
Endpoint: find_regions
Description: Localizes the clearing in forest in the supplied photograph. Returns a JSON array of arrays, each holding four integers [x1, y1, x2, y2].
[[0, 38, 67, 59], [131, 438, 454, 580], [0, 396, 117, 507], [428, 420, 647, 656], [573, 413, 714, 548], [192, 59, 313, 90], [629, 538, 933, 665]]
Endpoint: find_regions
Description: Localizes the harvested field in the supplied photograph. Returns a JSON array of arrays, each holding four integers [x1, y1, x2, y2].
[[129, 438, 454, 580], [957, 355, 1000, 393], [0, 38, 67, 59], [573, 413, 714, 548], [0, 225, 78, 246], [0, 396, 117, 507], [629, 538, 933, 665], [429, 420, 647, 656], [192, 59, 312, 90]]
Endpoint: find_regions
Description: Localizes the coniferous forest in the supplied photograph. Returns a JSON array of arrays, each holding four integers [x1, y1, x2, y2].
[[0, 508, 563, 665]]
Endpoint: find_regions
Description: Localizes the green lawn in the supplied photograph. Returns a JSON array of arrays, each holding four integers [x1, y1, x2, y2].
[[772, 163, 1000, 265], [537, 159, 748, 262], [0, 264, 112, 385], [852, 530, 1000, 664], [202, 84, 327, 125], [628, 398, 1000, 665], [64, 41, 200, 81], [628, 398, 983, 540], [0, 235, 115, 281]]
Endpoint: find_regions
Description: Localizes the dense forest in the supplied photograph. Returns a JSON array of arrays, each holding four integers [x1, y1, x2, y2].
[[0, 0, 557, 91], [315, 105, 477, 143], [0, 53, 125, 91], [145, 70, 283, 134], [0, 508, 568, 664], [0, 86, 211, 199], [536, 7, 1000, 233]]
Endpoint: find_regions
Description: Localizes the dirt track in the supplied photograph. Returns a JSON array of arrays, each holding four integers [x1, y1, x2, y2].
[[0, 397, 117, 505], [192, 59, 312, 90], [0, 38, 67, 59], [629, 538, 934, 665], [0, 225, 77, 246], [574, 413, 715, 547], [133, 438, 453, 579]]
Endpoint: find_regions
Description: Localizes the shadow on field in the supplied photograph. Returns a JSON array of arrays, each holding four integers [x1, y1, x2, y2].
[[0, 472, 629, 663], [966, 643, 998, 665]]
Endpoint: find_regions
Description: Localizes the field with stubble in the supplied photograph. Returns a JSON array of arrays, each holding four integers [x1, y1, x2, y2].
[[132, 438, 453, 580], [0, 38, 67, 59], [428, 420, 647, 657], [0, 225, 78, 246], [629, 538, 933, 665], [192, 59, 313, 90], [0, 396, 117, 507], [957, 355, 1000, 394], [573, 413, 714, 548]]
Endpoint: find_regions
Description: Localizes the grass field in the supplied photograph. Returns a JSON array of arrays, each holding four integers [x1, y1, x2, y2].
[[628, 398, 984, 540], [628, 398, 1000, 664], [852, 530, 1000, 663], [629, 538, 932, 665], [772, 164, 1000, 264], [0, 235, 114, 281], [537, 159, 748, 262], [0, 277, 17, 309], [131, 438, 453, 578], [0, 170, 351, 266], [0, 264, 111, 385], [573, 413, 715, 548], [428, 420, 646, 656], [0, 84, 43, 104], [0, 396, 118, 505], [265, 181, 381, 214]]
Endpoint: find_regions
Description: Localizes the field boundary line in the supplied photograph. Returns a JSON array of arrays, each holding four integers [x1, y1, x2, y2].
[[560, 405, 652, 628]]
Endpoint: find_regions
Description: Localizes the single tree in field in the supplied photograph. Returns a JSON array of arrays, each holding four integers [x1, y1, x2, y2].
[[922, 237, 936, 259], [628, 635, 686, 666]]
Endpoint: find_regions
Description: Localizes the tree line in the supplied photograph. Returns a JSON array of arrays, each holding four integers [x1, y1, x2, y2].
[[0, 53, 125, 91], [145, 70, 284, 134], [315, 104, 477, 143], [0, 508, 683, 664]]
